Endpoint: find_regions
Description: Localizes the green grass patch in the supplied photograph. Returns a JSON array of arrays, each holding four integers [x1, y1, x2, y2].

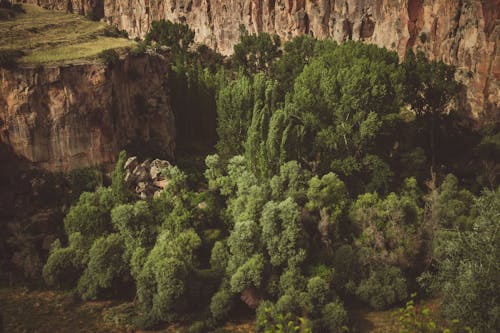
[[0, 4, 135, 64]]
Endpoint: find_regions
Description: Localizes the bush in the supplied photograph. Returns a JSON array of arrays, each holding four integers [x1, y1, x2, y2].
[[42, 234, 88, 288], [0, 1, 24, 13], [63, 189, 113, 242], [210, 286, 234, 322], [67, 167, 103, 201], [434, 189, 500, 331], [356, 266, 408, 310], [77, 233, 127, 300], [0, 49, 24, 69], [306, 276, 330, 311], [320, 301, 348, 333], [104, 25, 129, 39], [395, 295, 471, 333], [42, 246, 81, 289], [256, 302, 313, 333], [85, 10, 100, 21], [98, 49, 120, 66], [130, 41, 148, 56], [419, 32, 428, 43], [145, 20, 194, 54]]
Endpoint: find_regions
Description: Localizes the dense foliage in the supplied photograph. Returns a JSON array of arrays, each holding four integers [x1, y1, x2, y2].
[[43, 21, 499, 333]]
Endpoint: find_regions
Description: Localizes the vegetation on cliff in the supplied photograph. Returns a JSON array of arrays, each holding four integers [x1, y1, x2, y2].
[[0, 4, 133, 65], [27, 18, 500, 333]]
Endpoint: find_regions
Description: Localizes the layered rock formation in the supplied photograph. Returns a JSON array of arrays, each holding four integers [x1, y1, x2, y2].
[[0, 53, 175, 171], [27, 0, 498, 119], [103, 0, 499, 119], [20, 0, 500, 119]]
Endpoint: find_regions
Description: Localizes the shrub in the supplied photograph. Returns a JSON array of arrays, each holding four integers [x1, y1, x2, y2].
[[77, 233, 127, 300], [210, 286, 234, 322], [0, 49, 24, 69], [104, 25, 129, 39], [306, 276, 330, 311], [67, 167, 103, 201], [320, 301, 348, 333], [85, 10, 100, 21], [42, 234, 88, 288], [98, 49, 120, 66], [256, 302, 313, 333], [130, 41, 148, 56], [42, 246, 81, 289], [63, 189, 112, 242], [396, 295, 471, 333], [435, 189, 500, 331], [145, 20, 194, 54], [356, 266, 408, 310]]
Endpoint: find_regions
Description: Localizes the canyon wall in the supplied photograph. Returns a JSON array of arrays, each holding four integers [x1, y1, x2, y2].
[[28, 0, 498, 120], [0, 53, 175, 171], [104, 0, 499, 120]]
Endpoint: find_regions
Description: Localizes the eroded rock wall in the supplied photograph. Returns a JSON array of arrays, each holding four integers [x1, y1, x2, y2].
[[28, 0, 104, 17], [0, 54, 175, 171], [21, 0, 500, 119], [100, 0, 499, 119]]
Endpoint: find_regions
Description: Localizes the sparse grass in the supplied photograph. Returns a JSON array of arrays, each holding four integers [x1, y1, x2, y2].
[[0, 4, 135, 65], [23, 38, 133, 63]]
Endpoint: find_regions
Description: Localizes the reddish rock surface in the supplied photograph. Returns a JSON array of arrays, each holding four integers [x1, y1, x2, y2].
[[100, 0, 498, 119], [0, 54, 175, 171]]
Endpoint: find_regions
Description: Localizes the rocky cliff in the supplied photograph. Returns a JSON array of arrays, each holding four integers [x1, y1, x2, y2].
[[22, 0, 500, 119], [104, 0, 498, 120], [0, 53, 175, 171]]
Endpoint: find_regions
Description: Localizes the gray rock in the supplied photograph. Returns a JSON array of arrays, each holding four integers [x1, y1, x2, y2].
[[124, 156, 139, 171], [132, 164, 150, 183]]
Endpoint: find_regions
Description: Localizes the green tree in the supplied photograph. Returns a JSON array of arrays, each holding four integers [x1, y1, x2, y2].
[[350, 179, 422, 270], [233, 29, 281, 74], [434, 188, 500, 331], [63, 187, 115, 243], [77, 233, 127, 300], [356, 266, 408, 310], [278, 42, 404, 192], [145, 20, 194, 55], [216, 75, 254, 158], [135, 229, 202, 323], [111, 150, 129, 204], [402, 50, 461, 173], [261, 198, 304, 267]]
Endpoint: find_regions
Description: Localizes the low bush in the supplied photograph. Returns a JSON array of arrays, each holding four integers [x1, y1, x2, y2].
[[98, 49, 120, 66], [85, 10, 100, 22], [104, 26, 129, 39], [0, 49, 24, 68]]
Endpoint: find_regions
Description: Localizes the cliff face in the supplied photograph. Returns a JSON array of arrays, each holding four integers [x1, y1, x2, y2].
[[0, 54, 175, 171], [102, 0, 498, 120], [22, 0, 500, 119]]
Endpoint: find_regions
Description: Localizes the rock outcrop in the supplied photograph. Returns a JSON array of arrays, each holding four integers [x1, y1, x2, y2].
[[123, 156, 171, 199], [0, 53, 176, 171], [103, 0, 498, 120]]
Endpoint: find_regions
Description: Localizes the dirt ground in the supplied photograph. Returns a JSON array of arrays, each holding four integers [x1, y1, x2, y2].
[[0, 287, 255, 333], [0, 287, 442, 333]]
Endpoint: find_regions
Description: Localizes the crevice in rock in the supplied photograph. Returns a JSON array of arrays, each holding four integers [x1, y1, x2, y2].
[[323, 0, 332, 37], [304, 12, 310, 35], [343, 19, 353, 40], [360, 15, 375, 39], [407, 0, 424, 49]]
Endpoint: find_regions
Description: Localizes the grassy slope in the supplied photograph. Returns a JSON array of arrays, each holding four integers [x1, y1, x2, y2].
[[0, 5, 135, 64]]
